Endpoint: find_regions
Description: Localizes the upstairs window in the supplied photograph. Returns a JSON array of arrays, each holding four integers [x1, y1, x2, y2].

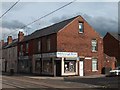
[[79, 22, 83, 33], [38, 40, 41, 52], [19, 44, 23, 56], [20, 45, 23, 52], [47, 37, 50, 51], [26, 43, 29, 53], [91, 39, 97, 52]]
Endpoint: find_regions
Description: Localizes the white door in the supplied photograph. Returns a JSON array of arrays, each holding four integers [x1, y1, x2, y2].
[[79, 61, 84, 76]]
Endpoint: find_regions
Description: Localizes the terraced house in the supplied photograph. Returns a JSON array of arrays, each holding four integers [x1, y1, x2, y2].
[[17, 15, 105, 76]]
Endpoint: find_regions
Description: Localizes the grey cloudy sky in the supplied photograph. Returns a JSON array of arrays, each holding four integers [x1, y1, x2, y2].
[[0, 0, 118, 41]]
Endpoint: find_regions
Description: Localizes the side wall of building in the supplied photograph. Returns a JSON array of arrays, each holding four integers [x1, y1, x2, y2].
[[103, 33, 120, 65]]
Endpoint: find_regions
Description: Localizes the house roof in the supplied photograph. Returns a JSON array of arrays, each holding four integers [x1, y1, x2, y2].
[[21, 15, 79, 42], [108, 32, 120, 41]]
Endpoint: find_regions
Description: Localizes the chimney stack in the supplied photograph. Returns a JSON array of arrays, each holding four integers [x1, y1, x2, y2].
[[18, 31, 24, 42], [7, 36, 12, 44], [1, 40, 4, 46]]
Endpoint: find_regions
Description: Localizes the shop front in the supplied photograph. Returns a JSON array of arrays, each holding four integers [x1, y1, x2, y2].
[[33, 54, 42, 74], [42, 58, 54, 75], [18, 56, 32, 73], [40, 52, 78, 76]]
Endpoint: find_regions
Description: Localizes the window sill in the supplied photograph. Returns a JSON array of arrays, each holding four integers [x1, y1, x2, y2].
[[79, 32, 83, 33], [92, 70, 98, 72], [92, 51, 97, 53]]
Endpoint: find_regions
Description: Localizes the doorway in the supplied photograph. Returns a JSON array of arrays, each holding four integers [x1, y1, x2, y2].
[[79, 60, 84, 76], [55, 60, 61, 76]]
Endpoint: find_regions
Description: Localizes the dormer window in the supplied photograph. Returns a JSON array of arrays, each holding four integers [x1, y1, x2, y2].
[[79, 22, 83, 33]]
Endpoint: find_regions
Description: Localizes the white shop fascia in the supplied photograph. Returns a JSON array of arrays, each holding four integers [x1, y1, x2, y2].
[[33, 52, 78, 59]]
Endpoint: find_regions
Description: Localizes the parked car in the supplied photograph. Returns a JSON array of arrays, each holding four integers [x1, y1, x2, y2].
[[106, 66, 120, 77]]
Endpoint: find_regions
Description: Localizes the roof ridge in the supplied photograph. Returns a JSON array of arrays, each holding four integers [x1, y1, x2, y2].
[[32, 15, 79, 34], [22, 15, 79, 42]]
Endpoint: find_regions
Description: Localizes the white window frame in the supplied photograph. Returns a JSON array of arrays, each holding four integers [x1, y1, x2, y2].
[[79, 22, 83, 33], [92, 58, 98, 71], [91, 39, 97, 52]]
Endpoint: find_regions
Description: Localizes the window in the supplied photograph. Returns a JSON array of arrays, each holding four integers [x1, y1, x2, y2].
[[20, 45, 23, 52], [79, 22, 83, 33], [35, 60, 41, 72], [43, 60, 52, 73], [47, 37, 50, 51], [26, 43, 29, 53], [91, 39, 97, 52], [64, 60, 76, 73], [92, 58, 98, 71], [38, 40, 41, 52], [19, 45, 23, 56]]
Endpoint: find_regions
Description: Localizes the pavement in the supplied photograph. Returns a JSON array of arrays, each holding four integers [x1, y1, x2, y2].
[[2, 72, 106, 80], [25, 74, 106, 80]]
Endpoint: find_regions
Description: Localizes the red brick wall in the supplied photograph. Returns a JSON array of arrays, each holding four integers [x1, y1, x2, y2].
[[103, 33, 119, 61], [41, 34, 57, 53], [57, 16, 104, 75]]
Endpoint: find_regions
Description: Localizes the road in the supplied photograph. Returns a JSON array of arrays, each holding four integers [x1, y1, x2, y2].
[[2, 74, 120, 89], [2, 75, 104, 89], [64, 76, 120, 88]]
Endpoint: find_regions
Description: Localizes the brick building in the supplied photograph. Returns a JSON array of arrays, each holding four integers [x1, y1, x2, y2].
[[2, 36, 18, 73], [18, 15, 104, 76], [103, 32, 120, 66]]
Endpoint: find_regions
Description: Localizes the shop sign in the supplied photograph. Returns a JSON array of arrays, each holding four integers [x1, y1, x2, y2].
[[18, 56, 29, 60], [42, 53, 56, 58], [33, 54, 41, 58], [41, 52, 78, 58], [57, 52, 78, 57]]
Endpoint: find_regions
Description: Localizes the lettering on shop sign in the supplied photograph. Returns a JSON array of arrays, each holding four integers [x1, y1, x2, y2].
[[57, 52, 78, 57]]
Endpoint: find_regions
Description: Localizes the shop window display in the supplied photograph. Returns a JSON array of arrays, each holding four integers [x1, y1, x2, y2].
[[64, 60, 76, 73]]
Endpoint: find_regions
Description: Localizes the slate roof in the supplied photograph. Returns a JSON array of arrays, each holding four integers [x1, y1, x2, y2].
[[3, 16, 79, 48], [21, 16, 78, 42], [109, 32, 120, 41]]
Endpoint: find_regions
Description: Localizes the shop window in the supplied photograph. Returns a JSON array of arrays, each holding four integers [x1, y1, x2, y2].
[[79, 22, 83, 33], [43, 60, 52, 73], [35, 60, 41, 71], [92, 58, 98, 71], [64, 60, 76, 73], [91, 39, 97, 52]]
